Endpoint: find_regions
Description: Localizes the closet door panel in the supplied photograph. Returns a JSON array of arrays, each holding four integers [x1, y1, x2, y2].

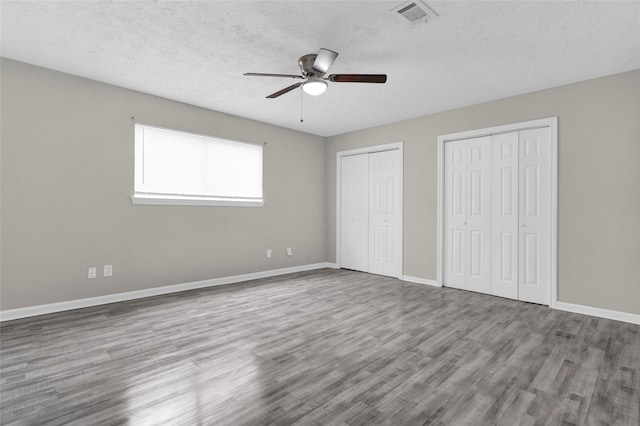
[[369, 150, 401, 277], [341, 157, 356, 269], [491, 132, 519, 299], [465, 137, 492, 294], [341, 154, 369, 272], [518, 128, 551, 304], [369, 152, 385, 275], [383, 150, 401, 277], [444, 141, 468, 290]]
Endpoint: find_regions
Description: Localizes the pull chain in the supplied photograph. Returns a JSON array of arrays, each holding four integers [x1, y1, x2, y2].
[[300, 88, 304, 123]]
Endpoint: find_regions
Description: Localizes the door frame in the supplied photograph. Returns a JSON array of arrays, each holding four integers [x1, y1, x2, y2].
[[436, 118, 558, 307], [336, 142, 404, 278]]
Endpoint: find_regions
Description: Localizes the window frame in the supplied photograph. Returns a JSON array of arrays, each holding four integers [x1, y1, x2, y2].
[[131, 123, 264, 207]]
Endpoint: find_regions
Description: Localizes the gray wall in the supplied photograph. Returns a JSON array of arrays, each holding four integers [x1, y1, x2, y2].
[[327, 71, 640, 314], [326, 70, 640, 315], [2, 58, 639, 317], [1, 58, 326, 310]]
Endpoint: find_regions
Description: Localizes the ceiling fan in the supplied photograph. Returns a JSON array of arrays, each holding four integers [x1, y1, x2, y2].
[[244, 48, 387, 98]]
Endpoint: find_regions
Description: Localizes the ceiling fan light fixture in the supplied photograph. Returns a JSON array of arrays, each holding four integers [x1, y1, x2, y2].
[[302, 79, 327, 96]]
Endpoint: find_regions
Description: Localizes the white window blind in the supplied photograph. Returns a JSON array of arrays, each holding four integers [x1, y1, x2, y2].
[[132, 124, 263, 206]]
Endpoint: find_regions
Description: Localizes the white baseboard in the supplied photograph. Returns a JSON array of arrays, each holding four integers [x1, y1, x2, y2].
[[0, 263, 335, 322], [555, 301, 640, 325], [402, 275, 441, 287], [5, 265, 637, 326]]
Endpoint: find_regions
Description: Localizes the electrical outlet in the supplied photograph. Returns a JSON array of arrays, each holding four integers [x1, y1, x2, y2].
[[266, 249, 272, 258], [287, 247, 292, 256], [104, 265, 113, 277], [88, 267, 97, 279]]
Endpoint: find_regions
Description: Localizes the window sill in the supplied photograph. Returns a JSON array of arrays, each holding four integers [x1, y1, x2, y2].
[[131, 194, 264, 207]]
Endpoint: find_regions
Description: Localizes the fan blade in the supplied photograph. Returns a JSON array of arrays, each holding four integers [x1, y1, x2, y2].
[[266, 83, 303, 98], [312, 48, 339, 74], [244, 73, 304, 79], [328, 74, 387, 83]]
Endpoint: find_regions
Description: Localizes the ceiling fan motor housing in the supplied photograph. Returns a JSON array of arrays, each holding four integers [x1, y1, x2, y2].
[[298, 54, 319, 77]]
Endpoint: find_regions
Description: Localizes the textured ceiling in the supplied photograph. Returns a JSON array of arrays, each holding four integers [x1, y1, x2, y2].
[[2, 1, 639, 137]]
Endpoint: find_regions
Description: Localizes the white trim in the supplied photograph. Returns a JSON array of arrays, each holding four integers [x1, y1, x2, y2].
[[436, 136, 444, 287], [131, 194, 264, 207], [436, 118, 557, 143], [336, 154, 341, 269], [402, 275, 441, 287], [336, 142, 404, 278], [337, 142, 404, 158], [436, 117, 558, 308], [549, 117, 558, 308], [555, 302, 640, 325], [0, 263, 334, 322]]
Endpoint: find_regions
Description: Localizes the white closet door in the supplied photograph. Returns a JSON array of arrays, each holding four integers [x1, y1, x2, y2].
[[442, 121, 554, 305], [444, 140, 468, 290], [341, 154, 369, 272], [369, 149, 401, 277], [518, 128, 552, 304], [445, 137, 492, 293], [465, 137, 492, 294], [491, 132, 519, 299]]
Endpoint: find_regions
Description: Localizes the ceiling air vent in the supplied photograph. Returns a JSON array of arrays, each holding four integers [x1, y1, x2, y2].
[[392, 1, 438, 25]]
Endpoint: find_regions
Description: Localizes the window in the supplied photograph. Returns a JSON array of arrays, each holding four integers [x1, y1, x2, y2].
[[132, 124, 263, 206]]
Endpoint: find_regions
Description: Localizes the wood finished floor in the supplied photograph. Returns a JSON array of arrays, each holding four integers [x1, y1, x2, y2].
[[1, 269, 638, 426]]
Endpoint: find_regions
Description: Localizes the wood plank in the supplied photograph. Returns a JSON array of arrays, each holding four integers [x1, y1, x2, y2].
[[1, 269, 638, 425]]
